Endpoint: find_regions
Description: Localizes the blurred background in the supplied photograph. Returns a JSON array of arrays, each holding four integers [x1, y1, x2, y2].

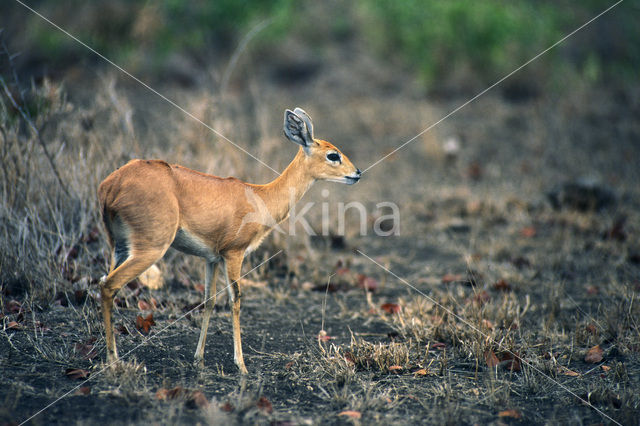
[[4, 0, 639, 90]]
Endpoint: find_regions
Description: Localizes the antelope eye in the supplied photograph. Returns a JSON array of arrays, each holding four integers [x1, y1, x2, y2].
[[326, 152, 341, 162]]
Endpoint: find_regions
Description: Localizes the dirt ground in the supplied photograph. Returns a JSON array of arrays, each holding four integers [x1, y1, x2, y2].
[[2, 20, 640, 426]]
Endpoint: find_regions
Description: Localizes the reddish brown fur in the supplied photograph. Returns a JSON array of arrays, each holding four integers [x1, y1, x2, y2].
[[98, 111, 360, 374]]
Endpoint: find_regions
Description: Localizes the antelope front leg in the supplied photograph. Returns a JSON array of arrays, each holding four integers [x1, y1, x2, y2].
[[195, 261, 219, 364], [223, 253, 247, 374]]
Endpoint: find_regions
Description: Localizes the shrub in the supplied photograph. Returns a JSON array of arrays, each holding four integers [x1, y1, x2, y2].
[[358, 0, 561, 87], [357, 0, 639, 89]]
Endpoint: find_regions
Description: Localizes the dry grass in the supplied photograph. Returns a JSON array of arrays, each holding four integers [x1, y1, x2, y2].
[[0, 67, 292, 302]]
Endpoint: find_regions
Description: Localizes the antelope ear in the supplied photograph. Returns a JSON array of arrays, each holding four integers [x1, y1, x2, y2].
[[293, 107, 314, 140], [283, 109, 313, 147]]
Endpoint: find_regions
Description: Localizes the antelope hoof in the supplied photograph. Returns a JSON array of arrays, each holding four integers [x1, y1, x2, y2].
[[194, 356, 205, 368], [235, 358, 248, 374], [106, 356, 120, 369]]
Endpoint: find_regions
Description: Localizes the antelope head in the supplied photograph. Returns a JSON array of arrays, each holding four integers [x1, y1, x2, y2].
[[283, 108, 361, 185]]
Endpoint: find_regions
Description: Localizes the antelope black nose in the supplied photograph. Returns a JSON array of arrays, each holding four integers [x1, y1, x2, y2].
[[356, 168, 362, 175]]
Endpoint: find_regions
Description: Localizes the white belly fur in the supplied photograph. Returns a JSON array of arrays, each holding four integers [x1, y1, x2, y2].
[[171, 228, 219, 262]]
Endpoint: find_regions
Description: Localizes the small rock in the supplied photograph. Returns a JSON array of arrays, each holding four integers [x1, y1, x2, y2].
[[547, 177, 616, 211], [446, 218, 470, 233], [443, 136, 461, 163], [139, 264, 163, 290]]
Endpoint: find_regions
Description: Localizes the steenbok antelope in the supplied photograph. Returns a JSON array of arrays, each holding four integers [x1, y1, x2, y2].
[[98, 108, 361, 373]]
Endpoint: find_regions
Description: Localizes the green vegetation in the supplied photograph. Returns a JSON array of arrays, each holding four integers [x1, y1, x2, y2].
[[13, 0, 639, 88], [23, 0, 294, 69], [358, 0, 560, 86], [143, 0, 293, 55], [358, 0, 639, 87]]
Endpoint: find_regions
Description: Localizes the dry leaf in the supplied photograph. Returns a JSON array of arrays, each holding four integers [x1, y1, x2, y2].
[[338, 410, 362, 419], [74, 386, 91, 395], [7, 321, 22, 330], [155, 388, 172, 400], [74, 340, 98, 360], [388, 365, 403, 372], [65, 368, 90, 380], [165, 387, 185, 399], [6, 300, 22, 313], [498, 352, 521, 372], [442, 273, 463, 284], [34, 321, 49, 332], [336, 267, 351, 277], [256, 396, 273, 414], [344, 352, 356, 364], [558, 366, 580, 377], [380, 303, 401, 314], [156, 387, 209, 409], [485, 350, 499, 368], [357, 274, 379, 292], [431, 342, 446, 350], [413, 368, 428, 376], [586, 285, 599, 295], [520, 227, 537, 238], [83, 226, 100, 243], [220, 402, 234, 412], [187, 390, 209, 409], [498, 409, 522, 419], [135, 313, 155, 335], [600, 365, 611, 372], [137, 300, 152, 311], [585, 324, 597, 335], [503, 358, 521, 372], [493, 279, 512, 291], [474, 290, 490, 305], [585, 345, 603, 363]]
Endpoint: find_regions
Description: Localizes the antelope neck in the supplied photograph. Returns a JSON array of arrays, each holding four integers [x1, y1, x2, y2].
[[254, 147, 315, 224]]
